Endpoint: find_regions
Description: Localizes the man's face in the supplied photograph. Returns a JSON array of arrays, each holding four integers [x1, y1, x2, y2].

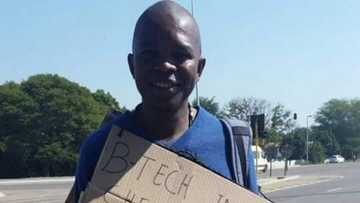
[[129, 16, 205, 111]]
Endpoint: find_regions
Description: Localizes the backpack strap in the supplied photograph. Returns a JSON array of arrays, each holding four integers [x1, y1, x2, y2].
[[221, 118, 253, 188]]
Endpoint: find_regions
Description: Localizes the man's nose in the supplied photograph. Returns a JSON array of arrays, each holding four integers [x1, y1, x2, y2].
[[155, 61, 177, 72]]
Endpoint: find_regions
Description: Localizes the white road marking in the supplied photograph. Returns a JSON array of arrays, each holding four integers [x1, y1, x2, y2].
[[0, 177, 74, 185], [266, 176, 344, 193], [0, 192, 5, 198], [259, 175, 300, 186], [326, 187, 343, 193]]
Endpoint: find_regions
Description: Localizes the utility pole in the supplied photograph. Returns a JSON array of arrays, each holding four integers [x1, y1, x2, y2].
[[306, 115, 312, 162], [250, 114, 265, 171], [255, 121, 259, 171], [190, 0, 200, 107]]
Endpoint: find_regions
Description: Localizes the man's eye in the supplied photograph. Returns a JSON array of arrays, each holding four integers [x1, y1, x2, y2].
[[173, 51, 192, 62], [139, 51, 158, 62]]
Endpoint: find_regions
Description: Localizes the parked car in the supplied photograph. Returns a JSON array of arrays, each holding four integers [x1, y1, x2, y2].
[[328, 155, 345, 163], [324, 158, 331, 164]]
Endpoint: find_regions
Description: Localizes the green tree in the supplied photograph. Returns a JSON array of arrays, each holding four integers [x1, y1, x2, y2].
[[270, 104, 294, 134], [348, 99, 360, 157], [266, 104, 295, 156], [92, 89, 125, 112], [285, 128, 306, 160], [280, 135, 295, 176], [308, 141, 326, 163], [223, 98, 294, 135], [0, 74, 123, 177], [223, 97, 296, 158], [311, 127, 340, 156], [223, 97, 272, 122], [266, 128, 283, 144], [0, 82, 38, 177], [263, 143, 278, 176], [315, 99, 360, 159], [192, 96, 221, 117], [21, 74, 106, 176]]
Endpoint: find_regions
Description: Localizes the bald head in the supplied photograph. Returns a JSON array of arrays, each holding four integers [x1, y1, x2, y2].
[[132, 0, 202, 55], [127, 1, 206, 112]]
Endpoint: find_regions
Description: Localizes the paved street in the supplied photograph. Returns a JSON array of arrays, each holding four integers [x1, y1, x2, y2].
[[0, 162, 359, 202], [264, 161, 360, 203], [0, 177, 73, 203]]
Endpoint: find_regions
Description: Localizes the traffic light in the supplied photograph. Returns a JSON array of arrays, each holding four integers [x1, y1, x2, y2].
[[250, 115, 257, 135], [250, 114, 266, 138], [257, 114, 265, 138]]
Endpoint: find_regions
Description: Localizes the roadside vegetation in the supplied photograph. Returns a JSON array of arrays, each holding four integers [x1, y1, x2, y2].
[[0, 74, 125, 178], [1, 74, 359, 178], [194, 96, 360, 165]]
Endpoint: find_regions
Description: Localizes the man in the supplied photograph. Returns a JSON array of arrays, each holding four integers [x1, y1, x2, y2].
[[71, 1, 258, 202]]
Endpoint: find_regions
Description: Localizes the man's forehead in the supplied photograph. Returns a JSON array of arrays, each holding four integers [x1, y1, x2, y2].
[[132, 1, 201, 53], [139, 12, 195, 35], [142, 1, 194, 26]]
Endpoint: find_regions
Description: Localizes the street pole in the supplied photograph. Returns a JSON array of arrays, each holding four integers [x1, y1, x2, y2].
[[255, 121, 259, 171], [191, 0, 194, 14], [191, 0, 200, 107], [306, 115, 312, 162]]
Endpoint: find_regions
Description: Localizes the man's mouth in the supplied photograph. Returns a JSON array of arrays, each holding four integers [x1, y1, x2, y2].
[[150, 81, 180, 89]]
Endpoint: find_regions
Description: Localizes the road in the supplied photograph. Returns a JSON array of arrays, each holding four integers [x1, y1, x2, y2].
[[0, 162, 358, 202], [264, 161, 360, 203], [0, 177, 73, 203]]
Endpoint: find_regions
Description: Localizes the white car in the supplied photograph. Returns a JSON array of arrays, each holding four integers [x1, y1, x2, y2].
[[251, 146, 268, 172], [329, 155, 345, 163]]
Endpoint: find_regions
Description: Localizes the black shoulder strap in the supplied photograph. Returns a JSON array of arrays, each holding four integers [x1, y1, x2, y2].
[[221, 118, 252, 188]]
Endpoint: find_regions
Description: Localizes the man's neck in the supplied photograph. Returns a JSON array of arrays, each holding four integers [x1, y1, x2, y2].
[[136, 102, 191, 140]]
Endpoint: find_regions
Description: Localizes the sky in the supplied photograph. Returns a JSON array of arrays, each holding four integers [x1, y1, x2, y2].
[[1, 0, 360, 127]]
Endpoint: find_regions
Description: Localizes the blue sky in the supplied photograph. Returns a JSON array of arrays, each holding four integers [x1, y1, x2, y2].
[[1, 0, 360, 126]]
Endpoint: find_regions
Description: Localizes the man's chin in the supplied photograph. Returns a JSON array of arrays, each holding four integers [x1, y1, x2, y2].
[[144, 97, 186, 112]]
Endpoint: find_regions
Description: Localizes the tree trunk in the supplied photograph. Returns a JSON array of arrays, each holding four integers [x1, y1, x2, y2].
[[283, 159, 288, 177]]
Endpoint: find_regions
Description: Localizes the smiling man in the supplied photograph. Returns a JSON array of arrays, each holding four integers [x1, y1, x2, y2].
[[127, 0, 205, 141], [72, 1, 258, 202]]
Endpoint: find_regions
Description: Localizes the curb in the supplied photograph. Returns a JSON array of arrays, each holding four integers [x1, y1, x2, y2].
[[260, 175, 343, 193], [0, 177, 74, 185], [258, 175, 300, 186]]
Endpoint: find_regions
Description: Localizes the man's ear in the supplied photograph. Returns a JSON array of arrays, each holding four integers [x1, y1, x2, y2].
[[196, 58, 206, 81], [128, 53, 135, 79]]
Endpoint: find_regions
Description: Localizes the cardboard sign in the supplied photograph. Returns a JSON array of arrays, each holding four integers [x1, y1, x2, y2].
[[80, 126, 270, 203]]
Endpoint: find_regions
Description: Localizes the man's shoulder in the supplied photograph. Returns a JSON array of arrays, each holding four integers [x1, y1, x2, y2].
[[80, 111, 133, 158], [80, 125, 111, 156], [196, 107, 222, 126], [75, 111, 134, 190]]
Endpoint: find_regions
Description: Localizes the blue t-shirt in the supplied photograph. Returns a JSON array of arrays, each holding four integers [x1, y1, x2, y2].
[[74, 107, 258, 201]]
